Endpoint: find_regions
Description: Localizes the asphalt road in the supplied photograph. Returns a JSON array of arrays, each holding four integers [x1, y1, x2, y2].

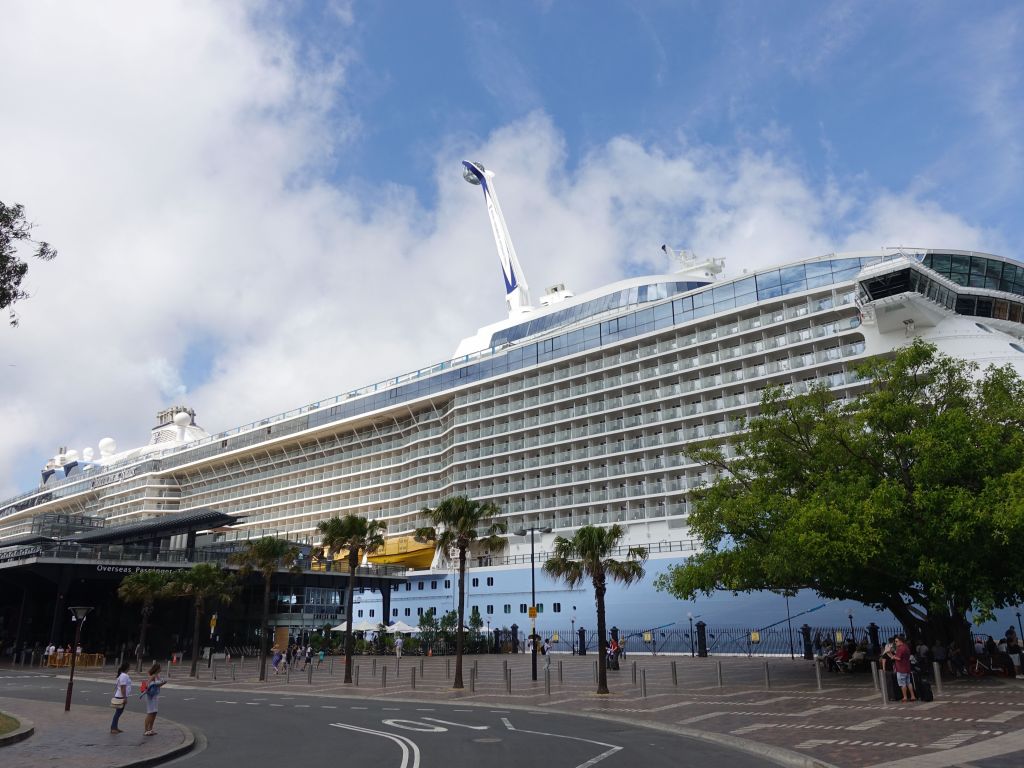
[[0, 669, 777, 768]]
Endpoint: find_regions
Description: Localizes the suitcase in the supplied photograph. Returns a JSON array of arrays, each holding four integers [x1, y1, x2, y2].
[[916, 673, 934, 702]]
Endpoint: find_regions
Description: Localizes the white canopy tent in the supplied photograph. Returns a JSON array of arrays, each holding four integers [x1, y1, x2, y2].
[[331, 619, 379, 632], [385, 620, 419, 634]]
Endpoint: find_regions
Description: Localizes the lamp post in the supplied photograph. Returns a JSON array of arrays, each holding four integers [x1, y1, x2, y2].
[[847, 609, 855, 640], [785, 594, 795, 660], [687, 612, 694, 657], [64, 606, 93, 711], [515, 525, 552, 681], [571, 607, 577, 656], [1016, 611, 1022, 642]]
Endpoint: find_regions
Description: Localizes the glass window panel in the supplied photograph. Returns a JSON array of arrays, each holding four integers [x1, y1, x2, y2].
[[955, 295, 977, 315], [712, 283, 735, 301], [757, 283, 783, 299], [928, 253, 951, 273], [949, 254, 970, 274], [806, 273, 834, 289], [780, 278, 807, 295], [805, 260, 832, 278], [779, 265, 806, 285], [756, 270, 781, 290], [976, 297, 994, 317]]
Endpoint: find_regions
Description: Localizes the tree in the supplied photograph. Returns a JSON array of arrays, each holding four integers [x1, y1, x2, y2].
[[229, 537, 300, 681], [543, 524, 647, 695], [418, 608, 439, 654], [1, 202, 57, 326], [117, 570, 172, 672], [315, 514, 387, 684], [164, 563, 237, 677], [416, 495, 508, 689], [655, 340, 1024, 647]]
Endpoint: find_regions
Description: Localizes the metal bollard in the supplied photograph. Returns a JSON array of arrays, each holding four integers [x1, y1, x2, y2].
[[815, 660, 823, 691], [286, 664, 291, 683], [231, 664, 236, 681], [545, 668, 551, 696], [671, 660, 678, 686], [355, 665, 360, 686], [307, 663, 313, 684], [382, 665, 387, 688], [411, 668, 416, 689], [764, 661, 771, 689], [420, 658, 425, 676], [870, 661, 879, 690], [642, 668, 647, 698], [470, 666, 476, 693], [330, 656, 334, 675], [932, 662, 943, 697], [447, 658, 451, 679], [166, 660, 171, 679], [213, 660, 217, 680], [716, 660, 723, 687], [506, 668, 512, 694], [880, 671, 888, 707], [558, 660, 563, 682], [372, 658, 377, 677], [503, 659, 508, 677], [593, 660, 598, 683], [631, 660, 637, 685]]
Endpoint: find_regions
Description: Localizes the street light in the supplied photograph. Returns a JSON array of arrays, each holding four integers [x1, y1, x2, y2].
[[571, 607, 577, 656], [514, 525, 552, 681], [847, 609, 855, 640], [1016, 611, 1023, 642], [687, 612, 694, 657], [64, 606, 93, 711]]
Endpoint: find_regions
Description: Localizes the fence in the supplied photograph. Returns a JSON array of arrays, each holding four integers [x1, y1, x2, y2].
[[47, 652, 105, 668]]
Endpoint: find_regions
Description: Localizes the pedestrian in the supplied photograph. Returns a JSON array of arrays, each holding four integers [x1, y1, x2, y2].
[[271, 644, 282, 674], [110, 661, 132, 734], [317, 648, 326, 668], [395, 635, 403, 659], [893, 635, 916, 702], [305, 645, 313, 670], [140, 662, 165, 736], [44, 643, 55, 666], [543, 638, 552, 671]]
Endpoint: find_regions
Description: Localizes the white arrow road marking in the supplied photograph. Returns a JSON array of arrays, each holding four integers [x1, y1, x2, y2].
[[383, 719, 447, 733], [331, 723, 421, 768], [421, 717, 488, 730], [502, 718, 622, 768]]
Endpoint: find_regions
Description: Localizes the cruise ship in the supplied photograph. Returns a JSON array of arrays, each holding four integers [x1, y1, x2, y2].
[[3, 162, 1024, 643]]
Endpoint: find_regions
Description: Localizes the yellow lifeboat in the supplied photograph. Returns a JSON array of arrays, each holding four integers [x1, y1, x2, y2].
[[366, 535, 435, 568]]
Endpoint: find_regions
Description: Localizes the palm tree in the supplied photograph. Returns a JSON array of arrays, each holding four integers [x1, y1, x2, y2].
[[230, 537, 301, 681], [416, 496, 507, 689], [316, 514, 387, 684], [117, 570, 172, 672], [164, 563, 237, 678], [543, 524, 647, 694]]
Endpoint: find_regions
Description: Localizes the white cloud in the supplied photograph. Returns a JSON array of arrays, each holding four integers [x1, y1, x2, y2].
[[0, 3, 1002, 498]]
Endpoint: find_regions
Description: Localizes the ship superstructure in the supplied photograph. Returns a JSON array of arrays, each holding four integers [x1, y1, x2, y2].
[[3, 166, 1024, 634]]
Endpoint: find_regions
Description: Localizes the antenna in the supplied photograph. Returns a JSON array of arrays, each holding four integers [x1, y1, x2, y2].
[[462, 161, 532, 317]]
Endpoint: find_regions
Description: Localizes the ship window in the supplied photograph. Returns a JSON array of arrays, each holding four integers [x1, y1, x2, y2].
[[417, 607, 424, 616], [486, 605, 494, 614], [431, 580, 438, 589], [418, 581, 424, 590], [520, 603, 528, 614], [444, 579, 451, 589], [369, 609, 375, 617], [537, 604, 544, 613], [357, 610, 363, 617], [393, 608, 398, 617], [504, 605, 511, 614], [553, 603, 561, 613], [486, 577, 494, 586], [405, 608, 411, 616], [405, 583, 411, 591], [472, 578, 479, 587], [976, 323, 993, 333], [1011, 343, 1024, 354]]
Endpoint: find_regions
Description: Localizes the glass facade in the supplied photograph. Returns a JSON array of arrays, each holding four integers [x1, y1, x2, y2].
[[923, 253, 1024, 296]]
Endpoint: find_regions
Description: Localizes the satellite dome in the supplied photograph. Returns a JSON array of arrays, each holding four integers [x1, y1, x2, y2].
[[172, 411, 191, 427], [82, 447, 95, 461], [98, 437, 117, 457]]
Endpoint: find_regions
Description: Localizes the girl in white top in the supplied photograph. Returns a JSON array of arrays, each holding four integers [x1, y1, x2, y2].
[[142, 662, 166, 736], [110, 662, 131, 734]]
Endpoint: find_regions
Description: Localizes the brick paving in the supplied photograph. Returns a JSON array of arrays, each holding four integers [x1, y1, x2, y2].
[[0, 694, 193, 768], [14, 654, 1024, 768]]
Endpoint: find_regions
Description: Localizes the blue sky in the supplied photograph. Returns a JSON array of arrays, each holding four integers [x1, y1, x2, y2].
[[0, 1, 1021, 495]]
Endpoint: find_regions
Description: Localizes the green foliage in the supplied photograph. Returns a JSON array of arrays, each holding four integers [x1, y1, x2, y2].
[[315, 514, 387, 683], [118, 570, 172, 608], [543, 524, 647, 694], [654, 340, 1024, 644], [418, 608, 439, 647], [1, 201, 57, 326], [163, 564, 237, 677], [417, 495, 508, 687], [468, 605, 484, 634]]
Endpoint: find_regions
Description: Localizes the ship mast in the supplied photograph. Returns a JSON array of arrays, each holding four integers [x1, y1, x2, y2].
[[462, 161, 533, 318]]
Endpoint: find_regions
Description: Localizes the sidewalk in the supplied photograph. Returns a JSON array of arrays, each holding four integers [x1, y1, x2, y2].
[[0, 696, 194, 768], [75, 653, 1023, 768]]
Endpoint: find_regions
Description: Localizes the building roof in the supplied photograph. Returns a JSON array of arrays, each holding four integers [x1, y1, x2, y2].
[[66, 508, 239, 545]]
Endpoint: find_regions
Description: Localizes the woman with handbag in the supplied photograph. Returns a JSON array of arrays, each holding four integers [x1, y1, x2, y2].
[[110, 661, 132, 733]]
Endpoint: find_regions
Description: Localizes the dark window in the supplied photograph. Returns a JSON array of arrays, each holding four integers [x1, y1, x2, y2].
[[486, 577, 494, 586], [520, 603, 528, 614], [486, 605, 494, 614], [392, 608, 398, 617], [369, 609, 375, 617], [404, 608, 411, 616], [444, 580, 451, 589], [504, 605, 511, 614], [553, 603, 561, 613], [357, 610, 363, 617], [418, 581, 424, 590], [417, 607, 424, 616], [472, 578, 479, 587], [537, 604, 544, 613], [431, 580, 437, 589], [405, 583, 411, 591]]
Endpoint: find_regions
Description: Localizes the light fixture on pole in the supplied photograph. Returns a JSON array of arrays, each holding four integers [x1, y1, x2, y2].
[[571, 606, 577, 656], [64, 606, 93, 711], [514, 525, 552, 681], [847, 609, 855, 639], [687, 612, 694, 657]]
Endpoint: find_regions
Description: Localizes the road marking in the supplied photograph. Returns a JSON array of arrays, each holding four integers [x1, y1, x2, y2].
[[245, 702, 260, 706], [351, 706, 368, 710], [384, 719, 447, 733], [415, 708, 435, 711], [501, 717, 622, 768], [679, 712, 726, 724], [977, 711, 1022, 723], [847, 719, 887, 731], [926, 731, 981, 750], [269, 704, 284, 707], [216, 700, 238, 704], [422, 717, 488, 730], [321, 705, 337, 709], [489, 710, 509, 713], [331, 723, 420, 768], [383, 707, 401, 711], [295, 704, 310, 708]]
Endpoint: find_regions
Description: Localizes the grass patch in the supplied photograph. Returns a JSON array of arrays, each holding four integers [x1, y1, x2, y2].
[[0, 712, 19, 736]]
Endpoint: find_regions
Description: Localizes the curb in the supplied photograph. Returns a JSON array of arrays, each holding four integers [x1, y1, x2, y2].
[[0, 712, 35, 747], [121, 719, 196, 768]]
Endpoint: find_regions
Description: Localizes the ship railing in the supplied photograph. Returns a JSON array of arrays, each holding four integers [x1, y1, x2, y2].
[[479, 538, 699, 567]]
